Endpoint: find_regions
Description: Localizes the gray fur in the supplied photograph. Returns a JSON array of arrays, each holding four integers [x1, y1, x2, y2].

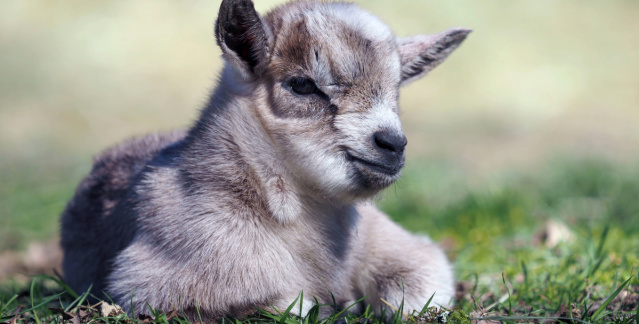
[[60, 0, 469, 321]]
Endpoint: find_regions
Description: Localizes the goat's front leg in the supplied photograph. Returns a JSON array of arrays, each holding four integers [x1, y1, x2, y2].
[[352, 204, 455, 318]]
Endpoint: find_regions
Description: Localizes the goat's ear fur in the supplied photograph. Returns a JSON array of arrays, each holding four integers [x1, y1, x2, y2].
[[215, 0, 269, 78], [398, 28, 471, 86]]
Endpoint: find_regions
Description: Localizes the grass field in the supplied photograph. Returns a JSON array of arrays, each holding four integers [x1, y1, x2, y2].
[[1, 0, 639, 322], [1, 160, 638, 322]]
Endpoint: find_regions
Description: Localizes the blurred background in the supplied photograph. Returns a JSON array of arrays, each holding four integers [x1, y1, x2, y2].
[[1, 0, 638, 288]]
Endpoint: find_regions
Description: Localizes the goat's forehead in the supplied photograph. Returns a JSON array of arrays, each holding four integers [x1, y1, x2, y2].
[[266, 3, 400, 83], [302, 3, 393, 43]]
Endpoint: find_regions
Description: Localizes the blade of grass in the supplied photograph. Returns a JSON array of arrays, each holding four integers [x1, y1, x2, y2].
[[0, 294, 19, 318], [256, 308, 298, 324], [330, 292, 337, 313], [146, 302, 157, 318], [587, 254, 606, 279], [471, 273, 479, 295], [306, 297, 321, 323], [271, 305, 285, 317], [75, 285, 91, 309], [595, 226, 609, 259], [363, 304, 371, 319], [591, 276, 632, 321], [419, 292, 435, 316], [299, 290, 304, 318], [581, 303, 593, 321], [502, 273, 512, 316], [29, 278, 42, 324], [332, 296, 366, 320], [32, 274, 78, 299], [128, 290, 136, 321], [521, 260, 529, 291], [484, 292, 509, 313], [178, 295, 188, 321], [303, 304, 320, 324], [390, 281, 406, 324], [0, 292, 66, 322], [256, 307, 279, 320], [280, 294, 299, 324], [195, 300, 204, 324], [65, 284, 91, 312]]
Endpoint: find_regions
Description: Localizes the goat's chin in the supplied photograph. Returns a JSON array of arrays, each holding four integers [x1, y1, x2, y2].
[[347, 168, 401, 198]]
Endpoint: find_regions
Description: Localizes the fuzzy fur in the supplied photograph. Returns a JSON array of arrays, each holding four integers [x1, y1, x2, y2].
[[60, 0, 470, 321]]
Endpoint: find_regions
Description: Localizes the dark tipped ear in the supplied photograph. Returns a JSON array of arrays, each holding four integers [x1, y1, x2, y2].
[[398, 28, 471, 86], [215, 0, 269, 77]]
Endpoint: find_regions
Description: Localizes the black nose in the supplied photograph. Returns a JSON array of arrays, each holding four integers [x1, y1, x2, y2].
[[372, 130, 407, 154]]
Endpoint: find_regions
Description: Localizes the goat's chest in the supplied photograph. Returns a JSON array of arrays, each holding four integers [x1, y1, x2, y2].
[[199, 213, 356, 300]]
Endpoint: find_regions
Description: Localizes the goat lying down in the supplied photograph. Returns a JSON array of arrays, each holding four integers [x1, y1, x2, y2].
[[61, 0, 470, 320]]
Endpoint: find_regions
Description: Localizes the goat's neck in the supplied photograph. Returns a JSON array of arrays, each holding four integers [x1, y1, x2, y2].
[[187, 65, 343, 224]]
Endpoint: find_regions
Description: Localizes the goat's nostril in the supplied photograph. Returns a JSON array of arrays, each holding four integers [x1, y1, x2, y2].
[[373, 131, 407, 153]]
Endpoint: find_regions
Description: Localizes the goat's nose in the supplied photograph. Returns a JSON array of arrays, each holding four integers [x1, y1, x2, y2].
[[372, 131, 407, 154]]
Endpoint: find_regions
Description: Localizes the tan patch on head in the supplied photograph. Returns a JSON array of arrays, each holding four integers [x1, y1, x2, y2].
[[274, 19, 313, 72], [263, 2, 401, 118]]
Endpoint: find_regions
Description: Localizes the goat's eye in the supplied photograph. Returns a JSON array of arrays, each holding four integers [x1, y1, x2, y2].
[[290, 77, 317, 95]]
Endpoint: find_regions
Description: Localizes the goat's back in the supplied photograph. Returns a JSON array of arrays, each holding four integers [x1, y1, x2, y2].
[[60, 131, 186, 296]]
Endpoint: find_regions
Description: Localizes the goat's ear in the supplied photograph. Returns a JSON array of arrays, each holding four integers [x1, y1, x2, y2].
[[215, 0, 269, 78], [398, 28, 471, 86]]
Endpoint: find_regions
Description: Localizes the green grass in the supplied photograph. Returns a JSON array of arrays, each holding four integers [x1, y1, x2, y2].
[[1, 159, 638, 323], [2, 0, 639, 322], [379, 159, 639, 321]]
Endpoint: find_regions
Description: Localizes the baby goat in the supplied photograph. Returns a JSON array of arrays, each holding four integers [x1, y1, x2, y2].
[[61, 0, 470, 320]]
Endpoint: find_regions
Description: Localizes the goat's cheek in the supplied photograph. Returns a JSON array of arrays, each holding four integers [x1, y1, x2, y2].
[[287, 134, 351, 188], [333, 114, 369, 149]]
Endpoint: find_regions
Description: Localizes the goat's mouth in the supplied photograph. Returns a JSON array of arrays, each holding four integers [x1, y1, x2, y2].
[[346, 152, 403, 176], [344, 149, 404, 191]]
